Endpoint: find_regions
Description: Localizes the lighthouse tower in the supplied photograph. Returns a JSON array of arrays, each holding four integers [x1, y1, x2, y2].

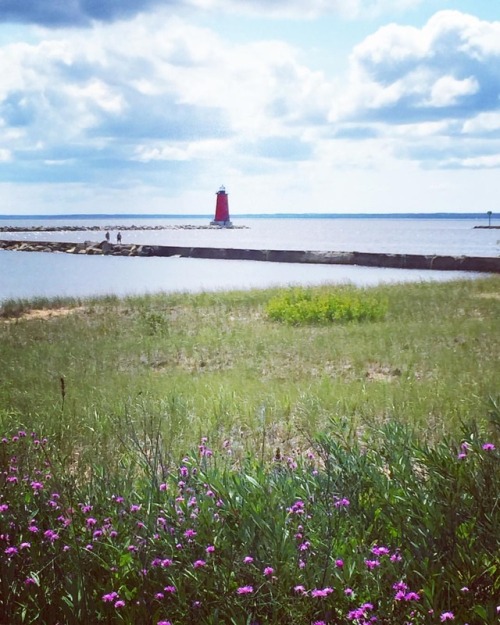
[[210, 185, 232, 227]]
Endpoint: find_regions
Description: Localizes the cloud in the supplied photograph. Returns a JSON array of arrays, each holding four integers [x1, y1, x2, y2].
[[0, 0, 175, 27], [333, 11, 500, 125], [0, 0, 424, 27], [0, 12, 327, 187]]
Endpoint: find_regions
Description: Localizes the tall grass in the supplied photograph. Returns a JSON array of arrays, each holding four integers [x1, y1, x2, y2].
[[0, 421, 498, 624]]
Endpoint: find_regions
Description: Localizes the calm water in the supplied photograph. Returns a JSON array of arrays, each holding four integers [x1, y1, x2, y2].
[[0, 217, 497, 302]]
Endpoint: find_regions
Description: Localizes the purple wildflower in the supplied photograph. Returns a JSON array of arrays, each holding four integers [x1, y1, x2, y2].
[[440, 612, 454, 622], [243, 556, 254, 564], [193, 559, 206, 568], [5, 546, 18, 557], [482, 443, 495, 451], [102, 592, 119, 602], [236, 585, 254, 594], [311, 587, 334, 598]]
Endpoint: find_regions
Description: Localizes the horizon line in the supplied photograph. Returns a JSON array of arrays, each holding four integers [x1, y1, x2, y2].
[[0, 212, 494, 220]]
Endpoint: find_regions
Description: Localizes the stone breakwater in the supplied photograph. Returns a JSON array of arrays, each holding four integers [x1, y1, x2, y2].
[[1, 238, 499, 273], [0, 224, 247, 233]]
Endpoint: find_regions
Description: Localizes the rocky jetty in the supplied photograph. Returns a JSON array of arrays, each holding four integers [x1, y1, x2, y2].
[[0, 224, 247, 233], [1, 238, 499, 272]]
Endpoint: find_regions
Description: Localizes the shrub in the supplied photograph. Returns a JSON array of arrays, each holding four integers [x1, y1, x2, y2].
[[265, 287, 387, 325]]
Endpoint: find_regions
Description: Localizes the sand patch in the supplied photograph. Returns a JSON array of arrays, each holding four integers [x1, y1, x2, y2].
[[476, 292, 500, 300], [2, 306, 86, 323]]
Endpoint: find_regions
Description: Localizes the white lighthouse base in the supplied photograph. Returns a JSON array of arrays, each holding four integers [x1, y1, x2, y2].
[[210, 220, 233, 227]]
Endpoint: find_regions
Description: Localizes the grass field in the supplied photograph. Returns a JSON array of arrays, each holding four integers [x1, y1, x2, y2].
[[1, 276, 499, 466], [0, 276, 499, 624]]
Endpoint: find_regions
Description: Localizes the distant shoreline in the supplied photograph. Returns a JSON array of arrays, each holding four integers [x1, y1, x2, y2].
[[0, 212, 495, 221]]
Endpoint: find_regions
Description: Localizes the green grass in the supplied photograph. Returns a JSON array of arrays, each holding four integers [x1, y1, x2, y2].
[[1, 277, 499, 624], [0, 277, 499, 469]]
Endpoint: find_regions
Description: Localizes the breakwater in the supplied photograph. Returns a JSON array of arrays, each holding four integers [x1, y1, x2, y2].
[[0, 224, 247, 233], [1, 238, 499, 273]]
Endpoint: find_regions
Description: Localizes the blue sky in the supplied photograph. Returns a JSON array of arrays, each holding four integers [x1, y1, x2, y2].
[[0, 0, 499, 215]]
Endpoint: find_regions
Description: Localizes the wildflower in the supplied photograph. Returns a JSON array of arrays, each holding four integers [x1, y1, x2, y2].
[[206, 545, 215, 554], [0, 504, 9, 513], [155, 593, 165, 600], [335, 559, 344, 568], [334, 497, 350, 508], [482, 443, 495, 451], [5, 546, 18, 557], [158, 621, 172, 625], [313, 621, 327, 625], [102, 592, 119, 602], [440, 612, 454, 621], [294, 585, 306, 594], [114, 600, 125, 608], [461, 586, 469, 592], [30, 481, 44, 492], [184, 528, 196, 539], [19, 542, 31, 549], [371, 545, 389, 556], [43, 529, 59, 543], [311, 587, 334, 598], [193, 559, 206, 568], [405, 592, 420, 601], [236, 586, 254, 594], [344, 587, 353, 596], [263, 566, 274, 576], [288, 500, 305, 515], [164, 586, 176, 594], [24, 577, 37, 586], [243, 556, 254, 564], [161, 558, 173, 567], [159, 483, 168, 491], [130, 504, 141, 512], [86, 517, 97, 527], [365, 559, 380, 570]]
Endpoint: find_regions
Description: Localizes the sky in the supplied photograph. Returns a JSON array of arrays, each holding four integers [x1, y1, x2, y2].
[[0, 0, 499, 216]]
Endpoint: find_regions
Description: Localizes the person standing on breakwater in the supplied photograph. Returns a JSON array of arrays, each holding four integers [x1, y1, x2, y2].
[[117, 232, 122, 244], [105, 232, 110, 242]]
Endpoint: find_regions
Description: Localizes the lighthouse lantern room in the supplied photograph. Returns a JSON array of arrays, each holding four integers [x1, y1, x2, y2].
[[210, 185, 232, 227]]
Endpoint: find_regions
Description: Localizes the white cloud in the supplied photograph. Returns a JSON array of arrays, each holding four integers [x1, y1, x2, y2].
[[427, 75, 479, 108], [333, 10, 500, 123]]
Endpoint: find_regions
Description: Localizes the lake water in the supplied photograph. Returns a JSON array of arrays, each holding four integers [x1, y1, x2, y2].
[[0, 217, 497, 302]]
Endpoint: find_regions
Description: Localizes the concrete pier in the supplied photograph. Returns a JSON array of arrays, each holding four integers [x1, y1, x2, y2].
[[1, 239, 499, 273]]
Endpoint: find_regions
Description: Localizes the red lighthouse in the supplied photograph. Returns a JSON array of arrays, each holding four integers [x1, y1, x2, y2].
[[211, 185, 232, 227]]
